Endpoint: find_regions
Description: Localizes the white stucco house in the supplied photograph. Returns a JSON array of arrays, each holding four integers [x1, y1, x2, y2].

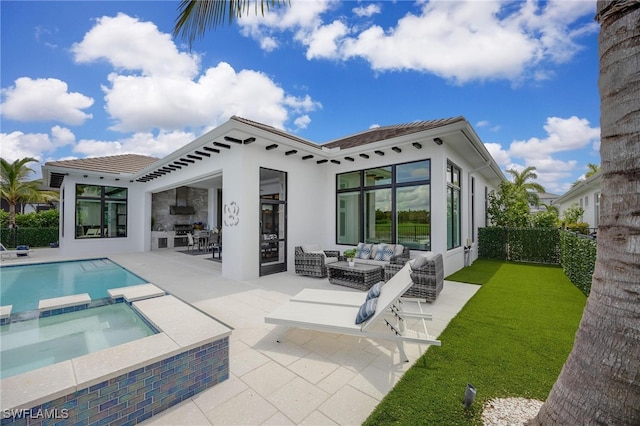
[[553, 170, 602, 229], [42, 116, 505, 280]]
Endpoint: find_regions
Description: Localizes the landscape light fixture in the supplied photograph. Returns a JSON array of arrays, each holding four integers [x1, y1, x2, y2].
[[464, 383, 476, 409]]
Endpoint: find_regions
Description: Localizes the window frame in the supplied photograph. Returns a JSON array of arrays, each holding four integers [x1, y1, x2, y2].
[[336, 159, 431, 250], [75, 184, 128, 239], [446, 161, 462, 250]]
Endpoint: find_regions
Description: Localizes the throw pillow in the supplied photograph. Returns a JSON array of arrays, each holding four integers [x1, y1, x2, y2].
[[366, 282, 383, 300], [411, 255, 429, 270], [356, 243, 373, 259], [301, 244, 321, 253], [374, 244, 395, 261], [355, 297, 378, 324]]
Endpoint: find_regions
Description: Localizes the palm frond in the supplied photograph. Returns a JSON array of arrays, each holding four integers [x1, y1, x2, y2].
[[173, 0, 290, 47]]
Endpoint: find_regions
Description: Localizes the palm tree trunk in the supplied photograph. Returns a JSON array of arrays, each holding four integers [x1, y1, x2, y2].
[[530, 1, 640, 424]]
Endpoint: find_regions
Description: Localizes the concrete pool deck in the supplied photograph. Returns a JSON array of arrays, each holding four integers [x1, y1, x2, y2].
[[1, 248, 480, 425]]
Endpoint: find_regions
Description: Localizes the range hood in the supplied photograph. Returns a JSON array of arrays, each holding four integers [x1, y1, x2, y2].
[[170, 205, 195, 215], [170, 186, 195, 215]]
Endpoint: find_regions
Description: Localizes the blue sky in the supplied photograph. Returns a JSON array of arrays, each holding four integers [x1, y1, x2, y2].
[[1, 1, 601, 195]]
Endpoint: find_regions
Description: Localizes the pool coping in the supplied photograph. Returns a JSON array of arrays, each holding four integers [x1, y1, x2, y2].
[[0, 289, 232, 412]]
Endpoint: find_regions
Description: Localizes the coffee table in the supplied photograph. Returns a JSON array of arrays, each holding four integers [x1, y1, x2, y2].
[[327, 262, 384, 291]]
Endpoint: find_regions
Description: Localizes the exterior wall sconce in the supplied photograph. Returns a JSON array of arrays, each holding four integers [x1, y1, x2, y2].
[[434, 137, 443, 145]]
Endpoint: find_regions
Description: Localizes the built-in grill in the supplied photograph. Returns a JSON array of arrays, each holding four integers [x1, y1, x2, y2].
[[174, 224, 193, 235], [174, 224, 192, 247]]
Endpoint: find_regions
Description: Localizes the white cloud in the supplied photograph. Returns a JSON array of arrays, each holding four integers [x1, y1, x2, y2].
[[73, 130, 195, 158], [71, 14, 318, 133], [238, 0, 596, 84], [509, 116, 600, 159], [484, 142, 511, 166], [0, 126, 74, 162], [72, 13, 199, 78], [293, 115, 311, 130], [51, 126, 76, 148], [353, 4, 381, 18], [1, 131, 50, 162], [1, 77, 94, 125], [303, 20, 349, 60], [494, 116, 601, 194]]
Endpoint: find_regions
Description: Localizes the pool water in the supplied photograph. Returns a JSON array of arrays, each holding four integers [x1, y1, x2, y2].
[[0, 303, 157, 379], [0, 259, 147, 313]]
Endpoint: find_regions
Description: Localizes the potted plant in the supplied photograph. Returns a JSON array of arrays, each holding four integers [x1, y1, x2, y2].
[[343, 248, 357, 267]]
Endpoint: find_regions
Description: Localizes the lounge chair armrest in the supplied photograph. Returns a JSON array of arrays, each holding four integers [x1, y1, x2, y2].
[[323, 250, 340, 258], [295, 252, 326, 266]]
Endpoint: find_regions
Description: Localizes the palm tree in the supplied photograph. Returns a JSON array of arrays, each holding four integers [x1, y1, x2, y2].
[[505, 166, 546, 206], [173, 0, 289, 46], [585, 162, 600, 178], [0, 157, 58, 228], [531, 1, 640, 424]]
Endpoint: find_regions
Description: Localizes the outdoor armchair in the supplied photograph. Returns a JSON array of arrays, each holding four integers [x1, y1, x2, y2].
[[294, 245, 340, 278]]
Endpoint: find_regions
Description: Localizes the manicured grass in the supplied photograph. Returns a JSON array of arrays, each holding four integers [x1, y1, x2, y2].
[[364, 260, 587, 425], [445, 258, 504, 285]]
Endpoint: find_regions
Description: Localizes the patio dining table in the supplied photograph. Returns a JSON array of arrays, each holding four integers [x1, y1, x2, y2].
[[193, 231, 210, 252]]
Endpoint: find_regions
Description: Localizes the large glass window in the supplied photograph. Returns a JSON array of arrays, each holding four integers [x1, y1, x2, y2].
[[447, 162, 461, 249], [76, 184, 127, 239], [396, 184, 430, 250], [336, 160, 430, 250], [337, 192, 360, 244], [364, 188, 392, 243]]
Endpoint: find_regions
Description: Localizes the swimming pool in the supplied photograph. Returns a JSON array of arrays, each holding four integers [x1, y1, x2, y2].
[[0, 302, 157, 379], [0, 258, 147, 313]]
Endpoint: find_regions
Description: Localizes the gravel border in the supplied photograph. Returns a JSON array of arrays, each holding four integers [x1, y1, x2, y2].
[[482, 397, 544, 425]]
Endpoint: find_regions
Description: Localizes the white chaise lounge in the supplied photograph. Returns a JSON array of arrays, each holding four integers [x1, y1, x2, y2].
[[265, 262, 441, 362], [0, 243, 31, 259]]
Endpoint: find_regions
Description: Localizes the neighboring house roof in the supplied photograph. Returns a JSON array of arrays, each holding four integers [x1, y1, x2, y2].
[[553, 170, 602, 206], [323, 117, 465, 149]]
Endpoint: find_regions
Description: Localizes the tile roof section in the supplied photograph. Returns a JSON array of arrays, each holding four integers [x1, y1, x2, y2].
[[323, 116, 466, 150], [230, 116, 320, 149], [45, 154, 159, 175]]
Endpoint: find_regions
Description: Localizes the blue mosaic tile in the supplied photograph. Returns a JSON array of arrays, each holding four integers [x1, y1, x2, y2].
[[1, 337, 229, 426]]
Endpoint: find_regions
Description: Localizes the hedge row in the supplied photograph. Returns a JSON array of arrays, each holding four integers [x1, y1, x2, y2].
[[559, 231, 597, 296], [477, 227, 560, 264], [1, 228, 59, 248]]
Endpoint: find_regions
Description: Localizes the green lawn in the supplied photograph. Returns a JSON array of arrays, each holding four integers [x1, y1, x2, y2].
[[364, 260, 587, 425]]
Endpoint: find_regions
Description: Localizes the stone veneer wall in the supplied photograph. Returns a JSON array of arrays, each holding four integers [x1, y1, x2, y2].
[[1, 338, 229, 426], [151, 187, 209, 232]]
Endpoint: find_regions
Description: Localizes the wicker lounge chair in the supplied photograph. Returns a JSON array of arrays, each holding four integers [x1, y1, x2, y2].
[[294, 245, 340, 278], [265, 261, 440, 362], [384, 252, 444, 302]]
